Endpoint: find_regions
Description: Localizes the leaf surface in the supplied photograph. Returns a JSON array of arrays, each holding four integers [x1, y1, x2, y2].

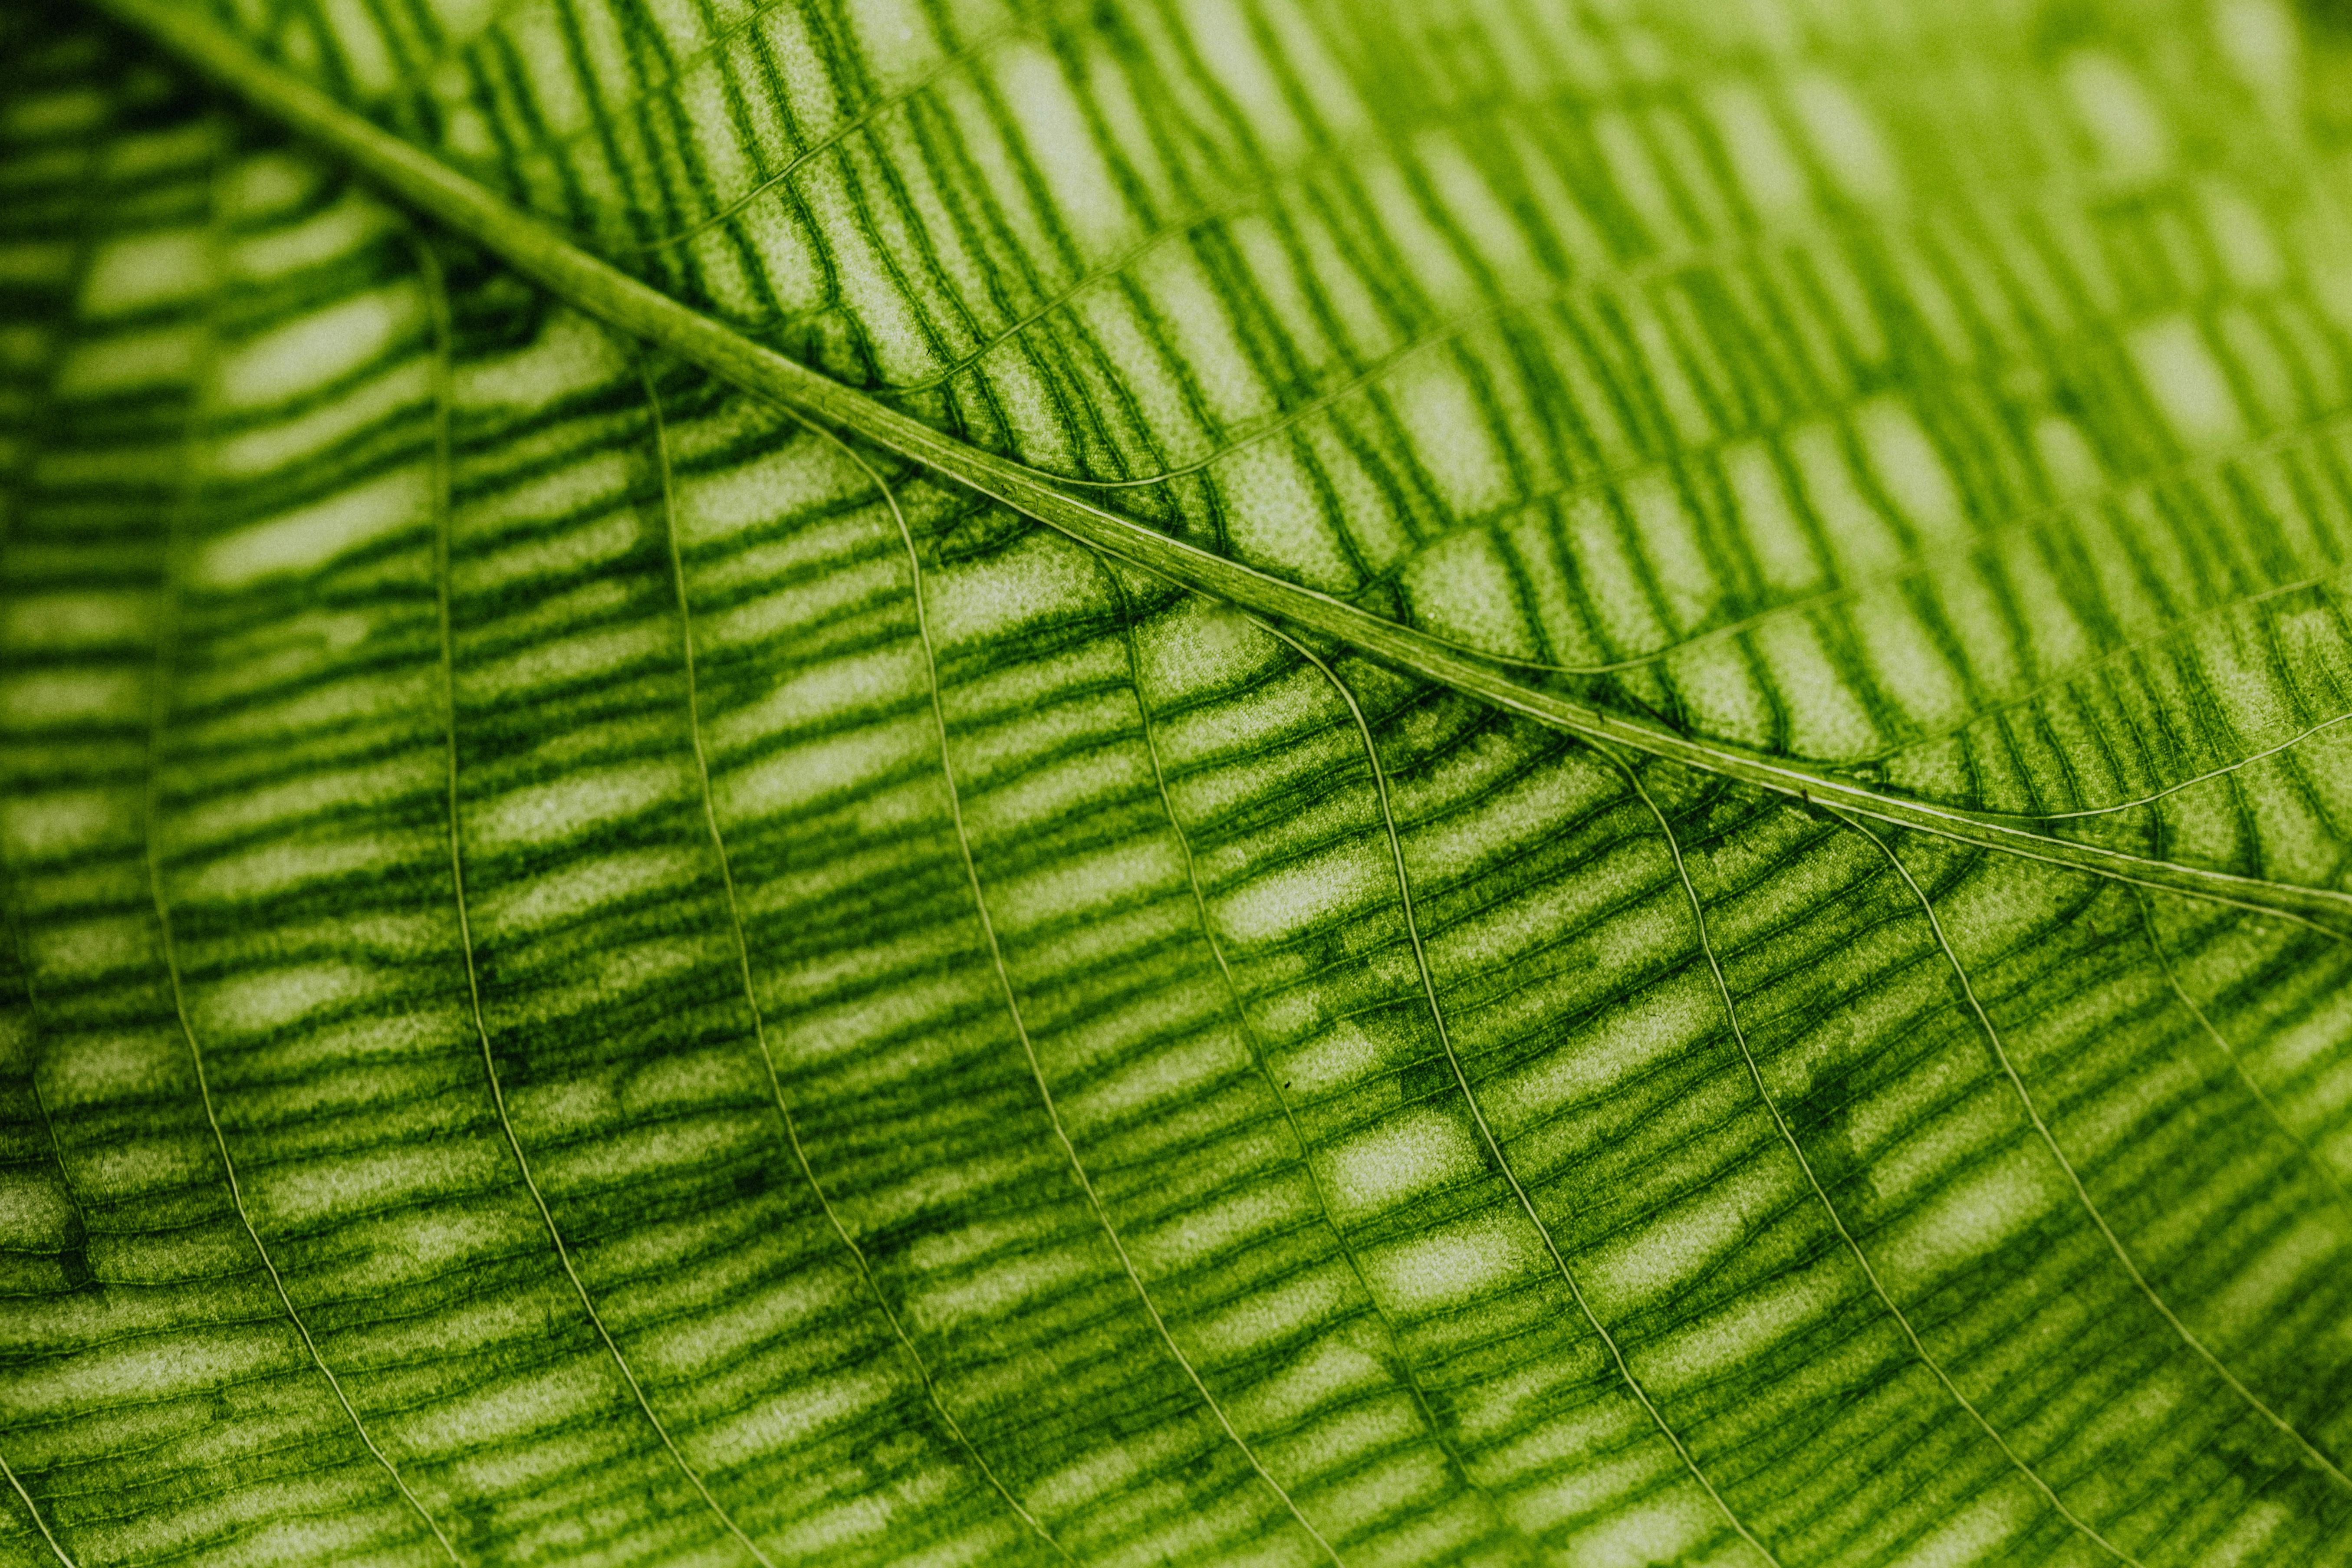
[[7, 1, 2352, 1565]]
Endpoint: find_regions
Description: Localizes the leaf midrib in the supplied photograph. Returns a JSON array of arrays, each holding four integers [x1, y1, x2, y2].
[[93, 0, 2352, 943]]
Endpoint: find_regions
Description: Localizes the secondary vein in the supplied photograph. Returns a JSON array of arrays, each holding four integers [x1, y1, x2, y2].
[[1094, 556, 1539, 1563], [866, 412, 1345, 1566], [1836, 813, 2352, 1497], [416, 238, 775, 1568], [1249, 620, 1781, 1568], [641, 357, 1076, 1565], [1608, 749, 2141, 1567], [137, 174, 464, 1568]]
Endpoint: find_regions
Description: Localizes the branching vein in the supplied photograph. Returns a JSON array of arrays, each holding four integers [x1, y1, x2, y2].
[[1608, 749, 2141, 1566], [0, 1451, 76, 1568], [2132, 889, 2352, 1220], [1835, 812, 2352, 1496], [640, 356, 1073, 1564], [1092, 556, 1537, 1562], [1248, 621, 1780, 1568], [868, 421, 1343, 1565], [134, 196, 463, 1568], [416, 240, 773, 1568]]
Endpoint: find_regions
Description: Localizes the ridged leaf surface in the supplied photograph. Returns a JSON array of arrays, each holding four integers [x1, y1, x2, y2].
[[7, 0, 2352, 1564]]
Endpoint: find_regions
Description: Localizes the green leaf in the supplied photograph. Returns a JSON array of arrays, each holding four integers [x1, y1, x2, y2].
[[7, 0, 2352, 1564]]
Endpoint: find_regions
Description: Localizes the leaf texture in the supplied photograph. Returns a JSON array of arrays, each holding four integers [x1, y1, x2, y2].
[[7, 0, 2352, 1565]]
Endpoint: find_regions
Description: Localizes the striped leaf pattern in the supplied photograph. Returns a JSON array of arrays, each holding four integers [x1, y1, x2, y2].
[[7, 0, 2352, 1564]]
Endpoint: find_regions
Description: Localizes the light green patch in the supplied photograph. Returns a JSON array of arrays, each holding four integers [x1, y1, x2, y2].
[[472, 845, 705, 938], [189, 959, 388, 1039], [907, 1239, 1100, 1336], [674, 437, 864, 546], [1361, 1212, 1543, 1315], [1139, 243, 1279, 432], [1319, 1106, 1485, 1224], [5, 1322, 287, 1422], [80, 228, 210, 318], [466, 617, 671, 702], [1484, 972, 1720, 1134], [1724, 438, 1825, 595], [467, 758, 690, 851], [1212, 834, 1389, 948], [2206, 1215, 2340, 1335], [180, 834, 416, 904], [1560, 491, 1674, 657], [1128, 1181, 1311, 1283], [1554, 1489, 1726, 1568], [1391, 355, 1512, 520], [0, 87, 107, 138], [1788, 70, 1899, 204], [2063, 51, 2172, 183], [1885, 1481, 2037, 1567], [0, 787, 132, 862], [992, 837, 1183, 937], [926, 530, 1103, 651], [194, 462, 430, 586], [250, 1138, 511, 1228], [215, 282, 421, 408], [1271, 1018, 1389, 1097], [1878, 1144, 2068, 1290], [996, 44, 1133, 260], [211, 355, 430, 476], [1754, 614, 1885, 759], [1582, 1157, 1799, 1317], [1641, 1256, 1850, 1394], [1183, 1263, 1355, 1364], [1708, 81, 1813, 224], [2131, 313, 2247, 446], [0, 1170, 76, 1249]]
